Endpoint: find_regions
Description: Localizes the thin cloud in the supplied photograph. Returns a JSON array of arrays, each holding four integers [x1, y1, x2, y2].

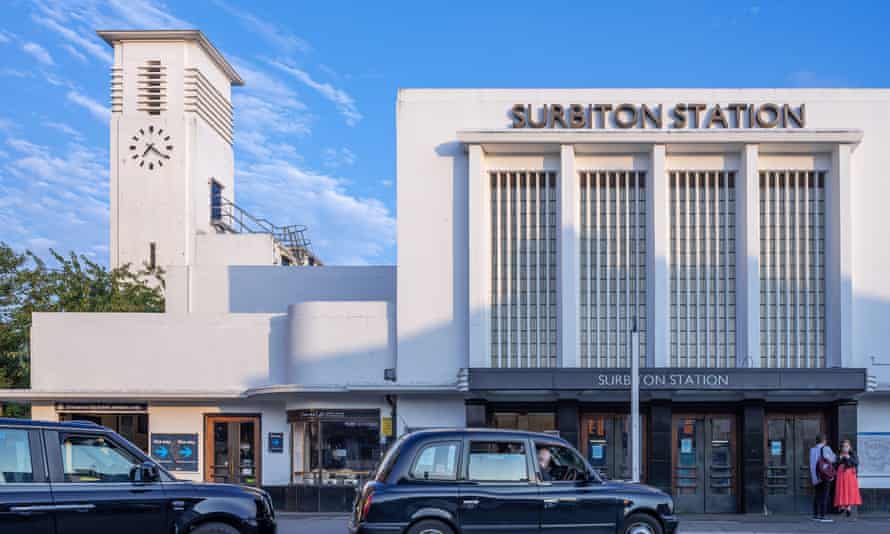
[[66, 91, 110, 122], [63, 43, 88, 62], [214, 0, 309, 54], [22, 41, 54, 65], [268, 60, 362, 126]]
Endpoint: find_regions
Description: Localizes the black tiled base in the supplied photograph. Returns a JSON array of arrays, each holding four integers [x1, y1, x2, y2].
[[859, 489, 890, 513]]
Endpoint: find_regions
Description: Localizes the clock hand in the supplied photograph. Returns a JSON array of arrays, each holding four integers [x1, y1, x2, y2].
[[149, 146, 164, 157], [142, 143, 154, 157]]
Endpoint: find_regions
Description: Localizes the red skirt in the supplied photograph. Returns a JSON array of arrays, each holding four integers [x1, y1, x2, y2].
[[834, 464, 862, 507]]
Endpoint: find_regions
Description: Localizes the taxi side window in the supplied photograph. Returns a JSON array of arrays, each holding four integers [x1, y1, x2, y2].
[[467, 441, 528, 482], [410, 441, 460, 480], [0, 428, 34, 483]]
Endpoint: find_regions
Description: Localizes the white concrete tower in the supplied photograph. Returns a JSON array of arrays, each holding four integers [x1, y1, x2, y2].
[[99, 30, 243, 270]]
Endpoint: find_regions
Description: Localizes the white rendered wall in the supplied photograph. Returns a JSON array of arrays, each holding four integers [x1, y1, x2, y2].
[[396, 395, 466, 435], [287, 301, 395, 387], [398, 89, 890, 376], [29, 312, 287, 393]]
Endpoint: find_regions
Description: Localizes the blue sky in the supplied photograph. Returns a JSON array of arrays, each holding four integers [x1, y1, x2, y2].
[[0, 1, 888, 265]]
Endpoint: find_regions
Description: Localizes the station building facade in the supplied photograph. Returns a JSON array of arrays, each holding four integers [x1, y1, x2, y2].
[[4, 29, 890, 514]]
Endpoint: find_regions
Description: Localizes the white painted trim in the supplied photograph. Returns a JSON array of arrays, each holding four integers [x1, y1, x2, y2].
[[827, 144, 853, 368], [468, 144, 490, 368], [738, 144, 761, 367], [648, 145, 670, 367], [560, 145, 580, 367], [457, 129, 863, 149]]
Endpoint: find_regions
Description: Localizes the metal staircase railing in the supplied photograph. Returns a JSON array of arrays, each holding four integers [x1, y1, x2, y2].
[[211, 198, 320, 266]]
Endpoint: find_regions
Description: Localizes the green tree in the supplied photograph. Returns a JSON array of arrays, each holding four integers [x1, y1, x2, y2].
[[0, 243, 164, 417]]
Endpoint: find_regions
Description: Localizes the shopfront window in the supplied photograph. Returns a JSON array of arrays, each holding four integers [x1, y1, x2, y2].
[[59, 412, 149, 452], [493, 411, 556, 433], [290, 409, 382, 486]]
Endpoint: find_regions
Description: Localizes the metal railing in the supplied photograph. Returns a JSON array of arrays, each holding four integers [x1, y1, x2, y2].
[[211, 198, 320, 266]]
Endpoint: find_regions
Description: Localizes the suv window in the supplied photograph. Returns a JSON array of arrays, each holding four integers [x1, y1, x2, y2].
[[468, 441, 528, 482], [535, 442, 592, 482], [410, 441, 459, 480], [0, 429, 33, 483], [59, 434, 141, 483]]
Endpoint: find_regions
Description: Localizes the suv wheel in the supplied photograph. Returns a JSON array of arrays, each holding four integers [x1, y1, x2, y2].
[[407, 519, 454, 534], [190, 522, 241, 534], [623, 513, 663, 534]]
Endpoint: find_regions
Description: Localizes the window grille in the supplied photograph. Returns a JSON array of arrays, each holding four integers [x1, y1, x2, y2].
[[490, 171, 558, 368], [579, 171, 647, 368], [669, 171, 737, 367], [759, 170, 825, 368]]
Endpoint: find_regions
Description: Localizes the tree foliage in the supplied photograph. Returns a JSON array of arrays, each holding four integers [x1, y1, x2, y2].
[[1, 243, 164, 415]]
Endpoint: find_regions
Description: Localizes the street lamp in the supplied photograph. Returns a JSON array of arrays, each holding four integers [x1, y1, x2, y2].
[[631, 318, 641, 483]]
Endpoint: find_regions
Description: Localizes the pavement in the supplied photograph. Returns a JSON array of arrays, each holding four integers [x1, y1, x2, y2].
[[275, 513, 890, 534]]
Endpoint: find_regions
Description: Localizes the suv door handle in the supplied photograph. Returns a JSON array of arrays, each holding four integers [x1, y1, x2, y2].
[[543, 498, 559, 508], [461, 499, 480, 508]]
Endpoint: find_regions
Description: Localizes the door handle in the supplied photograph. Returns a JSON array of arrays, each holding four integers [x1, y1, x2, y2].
[[543, 498, 559, 508], [461, 499, 479, 509], [559, 497, 578, 503]]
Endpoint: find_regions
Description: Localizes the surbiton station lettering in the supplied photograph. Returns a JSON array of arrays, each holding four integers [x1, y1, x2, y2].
[[510, 103, 806, 129], [598, 372, 730, 388]]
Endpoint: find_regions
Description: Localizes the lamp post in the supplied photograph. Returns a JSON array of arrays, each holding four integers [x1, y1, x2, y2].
[[631, 319, 641, 483]]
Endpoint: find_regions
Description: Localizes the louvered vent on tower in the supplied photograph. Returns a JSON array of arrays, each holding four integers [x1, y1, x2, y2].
[[110, 66, 123, 113], [137, 60, 166, 115]]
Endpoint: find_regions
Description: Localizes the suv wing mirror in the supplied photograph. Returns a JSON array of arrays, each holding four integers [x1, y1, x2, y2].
[[131, 461, 160, 483]]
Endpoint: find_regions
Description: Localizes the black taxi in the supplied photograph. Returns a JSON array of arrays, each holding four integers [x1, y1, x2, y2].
[[350, 428, 677, 534]]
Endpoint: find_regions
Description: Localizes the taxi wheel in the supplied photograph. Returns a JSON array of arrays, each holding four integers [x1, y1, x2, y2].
[[623, 513, 663, 534], [407, 519, 454, 534]]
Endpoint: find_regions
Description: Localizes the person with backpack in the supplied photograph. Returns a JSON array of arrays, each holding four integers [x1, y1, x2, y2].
[[810, 434, 838, 522]]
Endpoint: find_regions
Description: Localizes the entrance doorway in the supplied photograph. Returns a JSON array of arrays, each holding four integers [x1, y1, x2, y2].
[[204, 415, 261, 487], [581, 414, 647, 481], [672, 415, 737, 513], [764, 414, 824, 514]]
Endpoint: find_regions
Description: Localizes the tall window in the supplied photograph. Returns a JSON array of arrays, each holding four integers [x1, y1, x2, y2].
[[670, 171, 737, 367], [579, 171, 647, 368], [210, 179, 223, 222], [490, 171, 558, 368], [759, 171, 825, 368]]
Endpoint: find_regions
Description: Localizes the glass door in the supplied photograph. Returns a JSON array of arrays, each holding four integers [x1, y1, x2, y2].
[[581, 414, 646, 482], [672, 415, 737, 513], [765, 414, 824, 513], [205, 415, 261, 487]]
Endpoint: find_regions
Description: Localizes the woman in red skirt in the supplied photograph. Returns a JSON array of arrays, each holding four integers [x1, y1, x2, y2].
[[834, 439, 862, 517]]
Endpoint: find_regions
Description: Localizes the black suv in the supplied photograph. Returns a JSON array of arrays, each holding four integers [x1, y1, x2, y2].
[[350, 429, 677, 534], [0, 418, 275, 534]]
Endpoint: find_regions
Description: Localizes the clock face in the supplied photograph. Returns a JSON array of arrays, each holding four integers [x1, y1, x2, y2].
[[128, 125, 172, 170]]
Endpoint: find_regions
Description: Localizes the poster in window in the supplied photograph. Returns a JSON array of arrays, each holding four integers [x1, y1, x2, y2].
[[591, 444, 604, 460], [268, 432, 284, 453], [680, 438, 693, 454], [150, 434, 198, 472], [770, 440, 783, 457]]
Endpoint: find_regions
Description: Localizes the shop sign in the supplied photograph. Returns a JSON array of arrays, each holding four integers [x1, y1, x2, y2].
[[381, 417, 393, 437], [510, 103, 806, 129], [268, 432, 284, 453], [150, 433, 198, 472]]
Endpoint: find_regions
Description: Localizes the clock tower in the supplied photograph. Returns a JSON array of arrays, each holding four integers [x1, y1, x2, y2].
[[98, 30, 244, 271]]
